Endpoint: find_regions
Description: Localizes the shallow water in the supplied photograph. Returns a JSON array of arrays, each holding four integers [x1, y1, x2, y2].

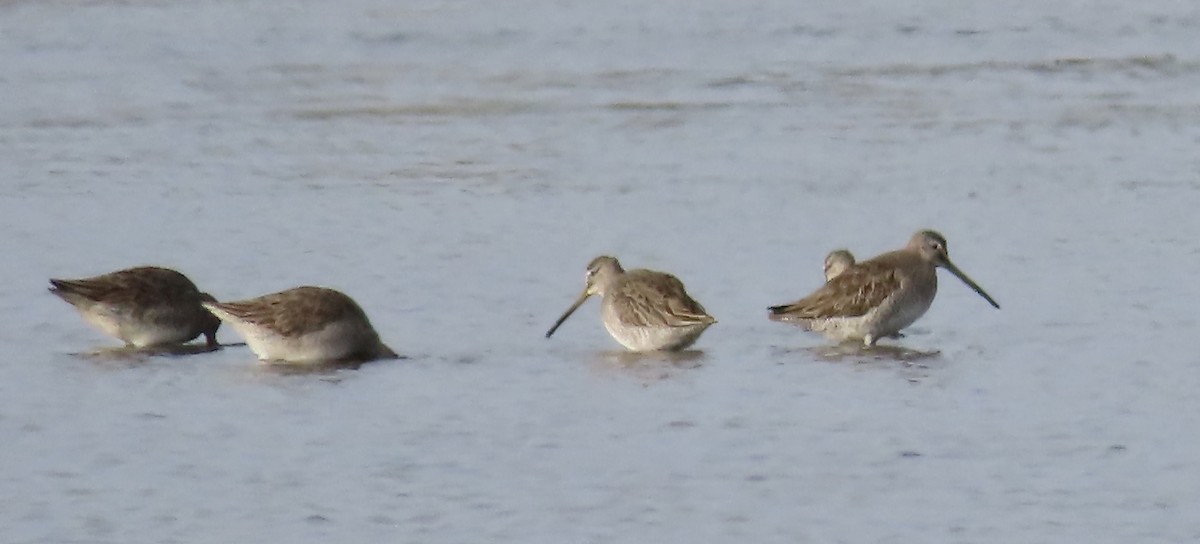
[[3, 1, 1200, 542]]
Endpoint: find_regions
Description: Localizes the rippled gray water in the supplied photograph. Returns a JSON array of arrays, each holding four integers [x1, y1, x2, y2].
[[3, 1, 1200, 542]]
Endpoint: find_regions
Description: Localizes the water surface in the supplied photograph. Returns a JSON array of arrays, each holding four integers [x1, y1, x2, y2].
[[2, 1, 1199, 542]]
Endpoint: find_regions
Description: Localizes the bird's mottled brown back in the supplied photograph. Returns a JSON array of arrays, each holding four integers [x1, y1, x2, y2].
[[209, 286, 372, 336], [50, 266, 203, 308], [770, 257, 906, 319], [609, 270, 714, 327]]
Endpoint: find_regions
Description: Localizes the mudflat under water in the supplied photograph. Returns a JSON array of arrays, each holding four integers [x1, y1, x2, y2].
[[2, 1, 1200, 542]]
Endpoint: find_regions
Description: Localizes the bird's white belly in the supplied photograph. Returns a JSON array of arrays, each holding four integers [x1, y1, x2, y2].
[[808, 293, 933, 344], [603, 321, 711, 352], [235, 320, 366, 364], [600, 305, 711, 352], [124, 324, 196, 347], [83, 306, 194, 347], [807, 314, 876, 342], [875, 293, 934, 337], [81, 309, 126, 342]]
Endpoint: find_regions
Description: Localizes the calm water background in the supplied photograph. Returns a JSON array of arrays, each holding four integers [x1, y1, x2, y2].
[[3, 1, 1200, 542]]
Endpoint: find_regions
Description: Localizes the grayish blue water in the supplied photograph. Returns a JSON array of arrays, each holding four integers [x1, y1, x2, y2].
[[3, 1, 1200, 542]]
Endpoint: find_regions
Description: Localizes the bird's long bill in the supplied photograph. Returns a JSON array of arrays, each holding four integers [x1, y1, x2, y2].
[[943, 260, 1001, 309], [545, 290, 591, 338]]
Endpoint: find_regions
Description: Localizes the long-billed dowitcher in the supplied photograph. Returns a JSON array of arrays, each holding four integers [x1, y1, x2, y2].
[[49, 266, 220, 348], [822, 249, 909, 341], [202, 286, 398, 364], [545, 256, 716, 352], [769, 230, 999, 346], [823, 249, 856, 281]]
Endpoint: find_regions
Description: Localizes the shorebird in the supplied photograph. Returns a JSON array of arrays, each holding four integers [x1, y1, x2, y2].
[[823, 249, 856, 281], [821, 248, 907, 341], [768, 230, 999, 346], [49, 266, 220, 348], [545, 256, 716, 352], [202, 286, 398, 364]]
